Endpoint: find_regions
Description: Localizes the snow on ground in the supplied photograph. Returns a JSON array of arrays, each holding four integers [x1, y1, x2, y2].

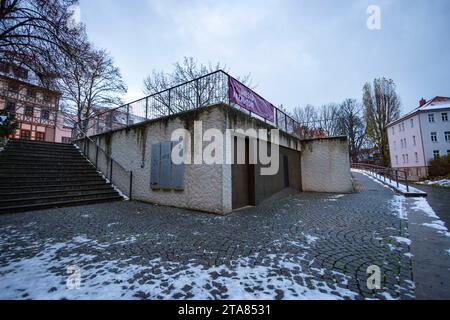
[[411, 198, 450, 239], [392, 237, 412, 246], [0, 231, 358, 300], [389, 195, 407, 220], [352, 169, 425, 195], [416, 179, 450, 187]]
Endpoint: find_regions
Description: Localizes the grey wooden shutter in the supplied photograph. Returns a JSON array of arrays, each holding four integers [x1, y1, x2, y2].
[[160, 142, 172, 189], [171, 141, 184, 190], [150, 143, 161, 189]]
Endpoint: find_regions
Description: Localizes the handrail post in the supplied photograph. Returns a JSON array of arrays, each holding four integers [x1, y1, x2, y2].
[[405, 173, 409, 192], [145, 97, 149, 119], [395, 171, 399, 188], [110, 158, 113, 181], [95, 144, 99, 167], [129, 171, 133, 200], [126, 104, 130, 125], [168, 89, 171, 115]]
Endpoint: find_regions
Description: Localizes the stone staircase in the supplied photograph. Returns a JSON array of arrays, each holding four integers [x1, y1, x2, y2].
[[0, 139, 123, 214]]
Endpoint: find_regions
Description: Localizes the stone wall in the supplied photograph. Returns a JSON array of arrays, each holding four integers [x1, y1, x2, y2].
[[89, 105, 230, 214], [300, 137, 354, 193]]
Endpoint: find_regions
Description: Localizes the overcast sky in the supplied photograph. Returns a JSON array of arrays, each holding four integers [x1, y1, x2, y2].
[[80, 0, 450, 115]]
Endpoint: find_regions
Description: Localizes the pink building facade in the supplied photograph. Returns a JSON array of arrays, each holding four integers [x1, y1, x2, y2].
[[387, 97, 450, 180]]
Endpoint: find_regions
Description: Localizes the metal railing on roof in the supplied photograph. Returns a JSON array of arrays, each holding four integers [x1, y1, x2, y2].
[[71, 70, 307, 139]]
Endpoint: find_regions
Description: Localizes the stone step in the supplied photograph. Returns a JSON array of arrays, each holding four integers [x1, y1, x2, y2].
[[8, 139, 75, 149], [0, 190, 120, 207], [0, 153, 86, 161], [0, 195, 123, 214], [0, 169, 98, 176], [0, 182, 112, 193], [0, 186, 116, 200], [0, 164, 95, 171], [0, 176, 106, 186], [0, 159, 92, 166]]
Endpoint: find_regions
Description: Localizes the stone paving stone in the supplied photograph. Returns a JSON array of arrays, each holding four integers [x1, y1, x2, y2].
[[0, 173, 416, 300]]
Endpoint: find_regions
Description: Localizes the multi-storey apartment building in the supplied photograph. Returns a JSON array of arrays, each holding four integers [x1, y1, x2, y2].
[[387, 96, 450, 180], [0, 63, 62, 142]]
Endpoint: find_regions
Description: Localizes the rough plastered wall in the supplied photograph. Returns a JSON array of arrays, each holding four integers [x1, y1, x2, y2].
[[300, 137, 354, 193], [90, 105, 231, 214]]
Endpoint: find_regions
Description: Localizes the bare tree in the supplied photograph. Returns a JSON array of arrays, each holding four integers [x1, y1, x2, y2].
[[363, 78, 401, 166], [58, 45, 127, 131], [0, 0, 84, 88], [143, 57, 252, 112], [292, 104, 318, 126], [336, 99, 366, 162], [318, 103, 340, 136]]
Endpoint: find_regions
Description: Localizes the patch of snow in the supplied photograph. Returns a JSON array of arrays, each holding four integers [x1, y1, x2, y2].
[[303, 234, 319, 246], [352, 169, 425, 195], [389, 195, 407, 220], [411, 198, 439, 219], [0, 234, 359, 300], [392, 237, 412, 246], [416, 179, 450, 187], [411, 198, 450, 239]]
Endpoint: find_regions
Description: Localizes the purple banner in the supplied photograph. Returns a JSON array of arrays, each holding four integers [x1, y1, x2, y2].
[[228, 76, 275, 122]]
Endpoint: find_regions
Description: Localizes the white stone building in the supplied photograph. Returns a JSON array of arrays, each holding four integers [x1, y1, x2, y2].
[[387, 96, 450, 180]]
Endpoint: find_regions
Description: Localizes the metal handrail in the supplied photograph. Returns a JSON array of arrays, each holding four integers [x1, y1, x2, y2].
[[72, 124, 133, 200], [351, 163, 410, 192]]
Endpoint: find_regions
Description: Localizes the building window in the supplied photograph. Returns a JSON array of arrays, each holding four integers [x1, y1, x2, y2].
[[395, 155, 398, 165], [41, 109, 50, 120], [428, 114, 435, 123], [8, 82, 19, 93], [35, 132, 45, 141], [415, 152, 419, 163], [433, 150, 440, 159], [20, 130, 31, 140], [413, 135, 416, 146], [442, 113, 449, 122], [393, 141, 396, 150], [43, 94, 51, 102], [62, 137, 72, 144], [410, 119, 414, 128], [63, 118, 74, 129], [406, 154, 409, 163], [402, 123, 405, 131], [6, 101, 16, 113], [402, 154, 405, 164], [445, 131, 450, 142], [404, 138, 407, 148], [392, 127, 395, 135], [26, 89, 36, 98], [431, 132, 437, 142], [25, 106, 34, 117]]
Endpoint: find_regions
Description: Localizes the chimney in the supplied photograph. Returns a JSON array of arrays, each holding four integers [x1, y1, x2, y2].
[[419, 98, 427, 107]]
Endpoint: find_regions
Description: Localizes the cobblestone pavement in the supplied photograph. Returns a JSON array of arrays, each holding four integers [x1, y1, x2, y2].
[[0, 173, 417, 300]]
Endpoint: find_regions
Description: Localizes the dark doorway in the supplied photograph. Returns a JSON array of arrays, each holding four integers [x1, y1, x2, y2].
[[283, 155, 290, 187], [232, 136, 256, 210]]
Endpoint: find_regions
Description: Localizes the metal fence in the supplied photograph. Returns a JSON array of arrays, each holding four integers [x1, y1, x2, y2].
[[351, 163, 411, 192], [75, 133, 133, 200], [71, 70, 312, 140]]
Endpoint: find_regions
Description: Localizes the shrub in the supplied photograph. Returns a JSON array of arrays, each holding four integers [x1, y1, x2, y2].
[[429, 155, 450, 177]]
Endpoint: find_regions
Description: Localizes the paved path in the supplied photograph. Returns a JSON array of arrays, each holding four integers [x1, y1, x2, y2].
[[0, 172, 444, 300], [413, 184, 450, 228]]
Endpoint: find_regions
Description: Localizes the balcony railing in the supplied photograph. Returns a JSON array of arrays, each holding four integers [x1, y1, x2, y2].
[[72, 70, 307, 139]]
